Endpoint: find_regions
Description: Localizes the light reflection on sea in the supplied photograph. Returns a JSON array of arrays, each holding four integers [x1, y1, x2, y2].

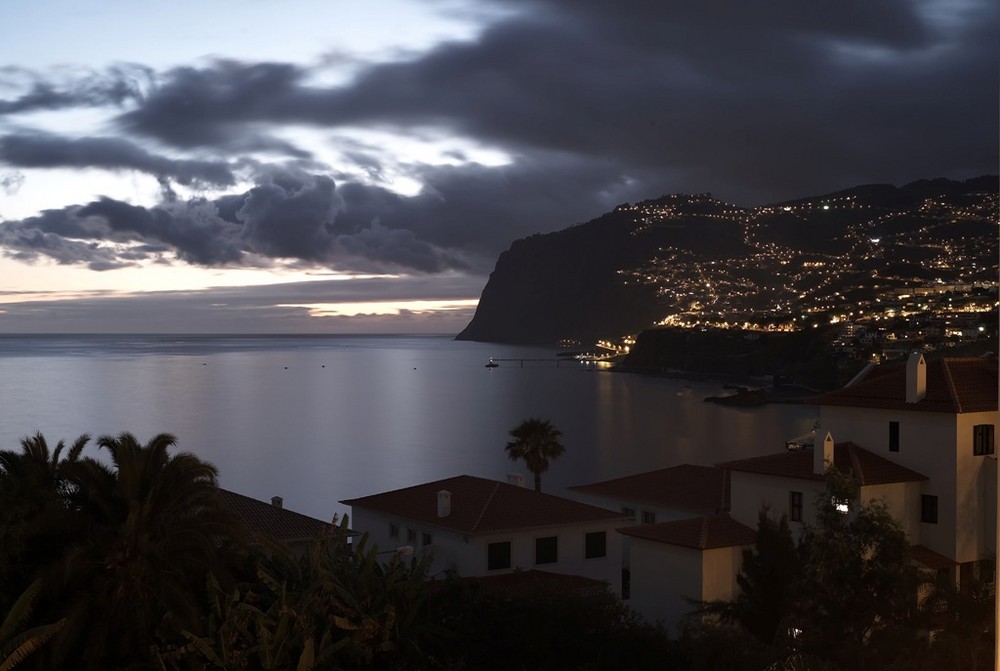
[[0, 334, 818, 521]]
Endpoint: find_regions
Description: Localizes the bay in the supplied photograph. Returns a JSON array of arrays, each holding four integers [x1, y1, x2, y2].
[[0, 334, 818, 522]]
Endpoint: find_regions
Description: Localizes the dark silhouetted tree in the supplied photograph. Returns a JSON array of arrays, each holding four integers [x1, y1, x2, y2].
[[505, 418, 565, 493], [794, 469, 920, 668], [46, 432, 241, 670]]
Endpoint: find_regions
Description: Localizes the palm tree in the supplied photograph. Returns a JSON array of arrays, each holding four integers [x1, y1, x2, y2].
[[0, 433, 89, 611], [48, 432, 242, 670], [505, 418, 565, 493], [0, 580, 64, 671]]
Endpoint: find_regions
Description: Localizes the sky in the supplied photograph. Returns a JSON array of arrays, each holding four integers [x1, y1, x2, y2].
[[0, 0, 996, 334]]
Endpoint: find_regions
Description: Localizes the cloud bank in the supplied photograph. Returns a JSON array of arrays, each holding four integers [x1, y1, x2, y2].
[[0, 0, 996, 283]]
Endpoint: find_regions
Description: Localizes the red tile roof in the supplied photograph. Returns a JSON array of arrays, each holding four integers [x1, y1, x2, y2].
[[568, 464, 729, 514], [814, 357, 997, 414], [341, 475, 627, 534], [911, 544, 958, 570], [220, 489, 332, 543], [618, 515, 756, 550], [717, 442, 927, 485]]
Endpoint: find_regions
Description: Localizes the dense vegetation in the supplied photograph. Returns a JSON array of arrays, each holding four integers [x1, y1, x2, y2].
[[0, 432, 668, 671], [692, 471, 996, 671], [2, 433, 993, 670]]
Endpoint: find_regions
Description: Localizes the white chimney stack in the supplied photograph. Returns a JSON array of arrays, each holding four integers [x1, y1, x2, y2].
[[507, 473, 526, 488], [905, 351, 926, 403], [437, 490, 451, 518], [815, 432, 835, 475]]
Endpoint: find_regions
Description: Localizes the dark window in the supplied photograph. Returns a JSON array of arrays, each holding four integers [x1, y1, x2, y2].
[[974, 424, 995, 456], [889, 421, 900, 452], [585, 531, 607, 559], [389, 523, 399, 539], [789, 491, 803, 522], [641, 510, 656, 525], [921, 495, 938, 524], [487, 541, 511, 570], [535, 536, 558, 564], [406, 528, 417, 543], [622, 506, 636, 521], [422, 532, 433, 547]]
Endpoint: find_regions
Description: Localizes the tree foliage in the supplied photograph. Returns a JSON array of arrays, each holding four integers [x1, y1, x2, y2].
[[795, 469, 920, 667], [0, 429, 677, 670], [731, 510, 800, 644], [504, 417, 565, 492], [0, 580, 64, 671], [694, 469, 930, 670]]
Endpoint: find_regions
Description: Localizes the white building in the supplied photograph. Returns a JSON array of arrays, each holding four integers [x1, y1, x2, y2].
[[582, 353, 996, 629], [619, 515, 756, 633], [341, 475, 627, 594], [811, 353, 997, 575]]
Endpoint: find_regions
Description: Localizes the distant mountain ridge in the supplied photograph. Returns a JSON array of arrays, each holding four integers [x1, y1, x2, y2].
[[456, 176, 998, 344]]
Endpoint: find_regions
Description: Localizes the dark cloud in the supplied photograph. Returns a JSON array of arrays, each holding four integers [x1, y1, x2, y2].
[[0, 170, 476, 273], [0, 0, 996, 289], [118, 61, 311, 155], [0, 64, 151, 115], [0, 132, 237, 186], [89, 0, 994, 206]]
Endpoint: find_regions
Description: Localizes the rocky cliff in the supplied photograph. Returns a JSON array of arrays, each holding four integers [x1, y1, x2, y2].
[[457, 176, 997, 344]]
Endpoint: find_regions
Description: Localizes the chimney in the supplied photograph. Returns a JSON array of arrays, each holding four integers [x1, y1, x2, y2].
[[507, 473, 526, 488], [271, 496, 283, 509], [905, 351, 926, 403], [437, 490, 451, 518], [815, 432, 835, 475]]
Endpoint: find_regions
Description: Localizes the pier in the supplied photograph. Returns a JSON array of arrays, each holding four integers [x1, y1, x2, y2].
[[486, 355, 621, 368], [488, 357, 575, 367]]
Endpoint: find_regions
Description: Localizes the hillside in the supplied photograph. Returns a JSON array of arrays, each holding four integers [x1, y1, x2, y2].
[[457, 176, 997, 345]]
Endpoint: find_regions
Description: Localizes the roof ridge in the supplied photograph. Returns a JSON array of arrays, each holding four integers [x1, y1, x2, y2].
[[847, 444, 863, 482], [470, 481, 501, 533], [698, 517, 710, 549], [940, 359, 962, 413], [718, 469, 730, 513]]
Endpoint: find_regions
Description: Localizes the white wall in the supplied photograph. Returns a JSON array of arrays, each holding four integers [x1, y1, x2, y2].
[[728, 471, 825, 536], [628, 539, 703, 634], [701, 545, 745, 604], [821, 405, 998, 563], [627, 539, 749, 634], [348, 507, 622, 594], [863, 482, 921, 543], [955, 411, 998, 562]]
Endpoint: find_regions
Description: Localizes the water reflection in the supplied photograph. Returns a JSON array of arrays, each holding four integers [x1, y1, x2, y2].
[[0, 335, 818, 521]]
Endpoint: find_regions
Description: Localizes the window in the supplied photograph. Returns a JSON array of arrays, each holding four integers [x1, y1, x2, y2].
[[535, 536, 558, 564], [974, 424, 995, 456], [585, 531, 607, 559], [406, 528, 417, 544], [921, 495, 938, 524], [487, 541, 512, 570], [888, 421, 899, 452], [833, 498, 850, 515], [789, 491, 803, 522], [388, 523, 399, 539], [641, 510, 656, 525], [422, 532, 433, 547], [621, 506, 636, 521]]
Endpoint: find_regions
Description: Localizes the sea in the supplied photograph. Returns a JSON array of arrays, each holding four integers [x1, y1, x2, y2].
[[0, 334, 819, 522]]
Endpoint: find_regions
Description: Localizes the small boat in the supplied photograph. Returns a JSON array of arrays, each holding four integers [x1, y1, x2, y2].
[[485, 359, 499, 368]]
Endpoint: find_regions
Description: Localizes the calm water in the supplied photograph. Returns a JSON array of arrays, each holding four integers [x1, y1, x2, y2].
[[0, 334, 818, 521]]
